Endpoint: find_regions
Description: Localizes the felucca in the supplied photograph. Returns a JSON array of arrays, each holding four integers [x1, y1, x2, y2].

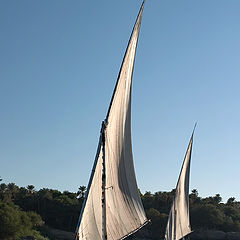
[[75, 1, 149, 240], [165, 126, 196, 240]]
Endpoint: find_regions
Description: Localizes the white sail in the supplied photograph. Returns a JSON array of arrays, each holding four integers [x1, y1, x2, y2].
[[76, 2, 148, 240], [165, 130, 195, 240]]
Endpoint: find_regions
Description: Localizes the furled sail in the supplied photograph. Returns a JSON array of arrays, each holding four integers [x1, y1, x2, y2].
[[165, 128, 195, 240], [76, 2, 148, 240]]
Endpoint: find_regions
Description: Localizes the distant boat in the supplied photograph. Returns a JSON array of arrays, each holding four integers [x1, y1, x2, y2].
[[165, 126, 196, 240], [75, 1, 149, 240]]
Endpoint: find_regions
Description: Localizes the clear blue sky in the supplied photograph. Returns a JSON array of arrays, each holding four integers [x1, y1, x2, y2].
[[1, 0, 240, 202]]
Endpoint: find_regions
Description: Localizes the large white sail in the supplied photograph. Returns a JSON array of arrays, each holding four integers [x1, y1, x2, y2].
[[165, 130, 195, 240], [76, 2, 148, 240]]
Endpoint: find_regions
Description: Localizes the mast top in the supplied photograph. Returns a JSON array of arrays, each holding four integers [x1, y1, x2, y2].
[[192, 122, 197, 137]]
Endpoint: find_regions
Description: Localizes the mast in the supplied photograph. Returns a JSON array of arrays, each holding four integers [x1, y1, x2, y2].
[[101, 121, 107, 240], [174, 205, 176, 240]]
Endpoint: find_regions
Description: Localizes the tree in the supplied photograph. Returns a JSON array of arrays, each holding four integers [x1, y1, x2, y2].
[[189, 189, 201, 205], [146, 208, 168, 240], [142, 191, 154, 210], [191, 189, 199, 196], [0, 201, 44, 239], [213, 194, 222, 204], [27, 185, 35, 194], [77, 186, 86, 200], [0, 201, 21, 238], [7, 182, 19, 201], [227, 197, 236, 206], [0, 183, 7, 201], [1, 182, 240, 236], [191, 204, 224, 229]]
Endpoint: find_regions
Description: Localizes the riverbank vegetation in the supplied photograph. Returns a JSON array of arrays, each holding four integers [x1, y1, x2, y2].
[[0, 180, 240, 240]]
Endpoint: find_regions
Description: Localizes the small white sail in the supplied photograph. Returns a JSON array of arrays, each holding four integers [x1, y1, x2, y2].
[[76, 2, 148, 240], [165, 129, 195, 240]]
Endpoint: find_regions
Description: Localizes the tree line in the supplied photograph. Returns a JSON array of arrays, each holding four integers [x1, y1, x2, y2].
[[0, 179, 240, 240], [141, 189, 240, 239]]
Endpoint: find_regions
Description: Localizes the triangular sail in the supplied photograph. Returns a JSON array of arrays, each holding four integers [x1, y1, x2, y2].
[[165, 128, 195, 240], [76, 2, 148, 240]]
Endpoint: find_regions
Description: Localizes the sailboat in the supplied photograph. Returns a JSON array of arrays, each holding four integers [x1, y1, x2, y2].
[[165, 126, 196, 240], [75, 1, 149, 240]]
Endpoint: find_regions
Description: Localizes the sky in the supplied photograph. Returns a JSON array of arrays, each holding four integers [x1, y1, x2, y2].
[[0, 0, 240, 202]]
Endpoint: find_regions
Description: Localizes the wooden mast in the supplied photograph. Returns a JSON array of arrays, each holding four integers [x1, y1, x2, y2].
[[101, 121, 107, 240]]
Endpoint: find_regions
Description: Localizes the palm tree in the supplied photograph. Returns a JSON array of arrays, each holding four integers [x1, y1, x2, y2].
[[0, 183, 7, 201], [7, 183, 19, 201], [27, 185, 35, 194], [77, 186, 86, 199]]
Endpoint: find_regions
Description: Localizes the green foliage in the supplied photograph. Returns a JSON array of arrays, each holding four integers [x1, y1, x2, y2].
[[146, 208, 168, 240], [141, 191, 240, 240], [191, 204, 224, 229], [0, 201, 45, 239], [0, 201, 21, 238], [1, 181, 240, 240]]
